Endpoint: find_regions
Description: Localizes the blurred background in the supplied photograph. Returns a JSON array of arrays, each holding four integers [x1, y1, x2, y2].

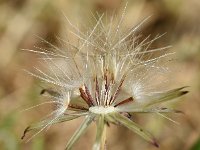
[[0, 0, 199, 150]]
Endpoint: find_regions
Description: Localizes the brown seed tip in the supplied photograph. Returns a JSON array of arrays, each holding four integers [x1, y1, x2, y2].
[[181, 91, 189, 95], [152, 139, 159, 148], [153, 141, 159, 148], [21, 126, 30, 140], [40, 89, 46, 95], [175, 110, 185, 114]]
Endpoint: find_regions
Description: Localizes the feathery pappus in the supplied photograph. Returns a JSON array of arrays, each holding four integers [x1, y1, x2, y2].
[[22, 4, 188, 150]]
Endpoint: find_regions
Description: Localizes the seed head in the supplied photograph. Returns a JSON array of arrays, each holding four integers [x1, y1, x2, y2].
[[22, 4, 188, 150]]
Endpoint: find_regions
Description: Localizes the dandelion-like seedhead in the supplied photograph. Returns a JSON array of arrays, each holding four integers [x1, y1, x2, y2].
[[22, 5, 188, 150]]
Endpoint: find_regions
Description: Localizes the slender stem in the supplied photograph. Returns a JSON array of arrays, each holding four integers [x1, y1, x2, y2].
[[101, 123, 107, 150]]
